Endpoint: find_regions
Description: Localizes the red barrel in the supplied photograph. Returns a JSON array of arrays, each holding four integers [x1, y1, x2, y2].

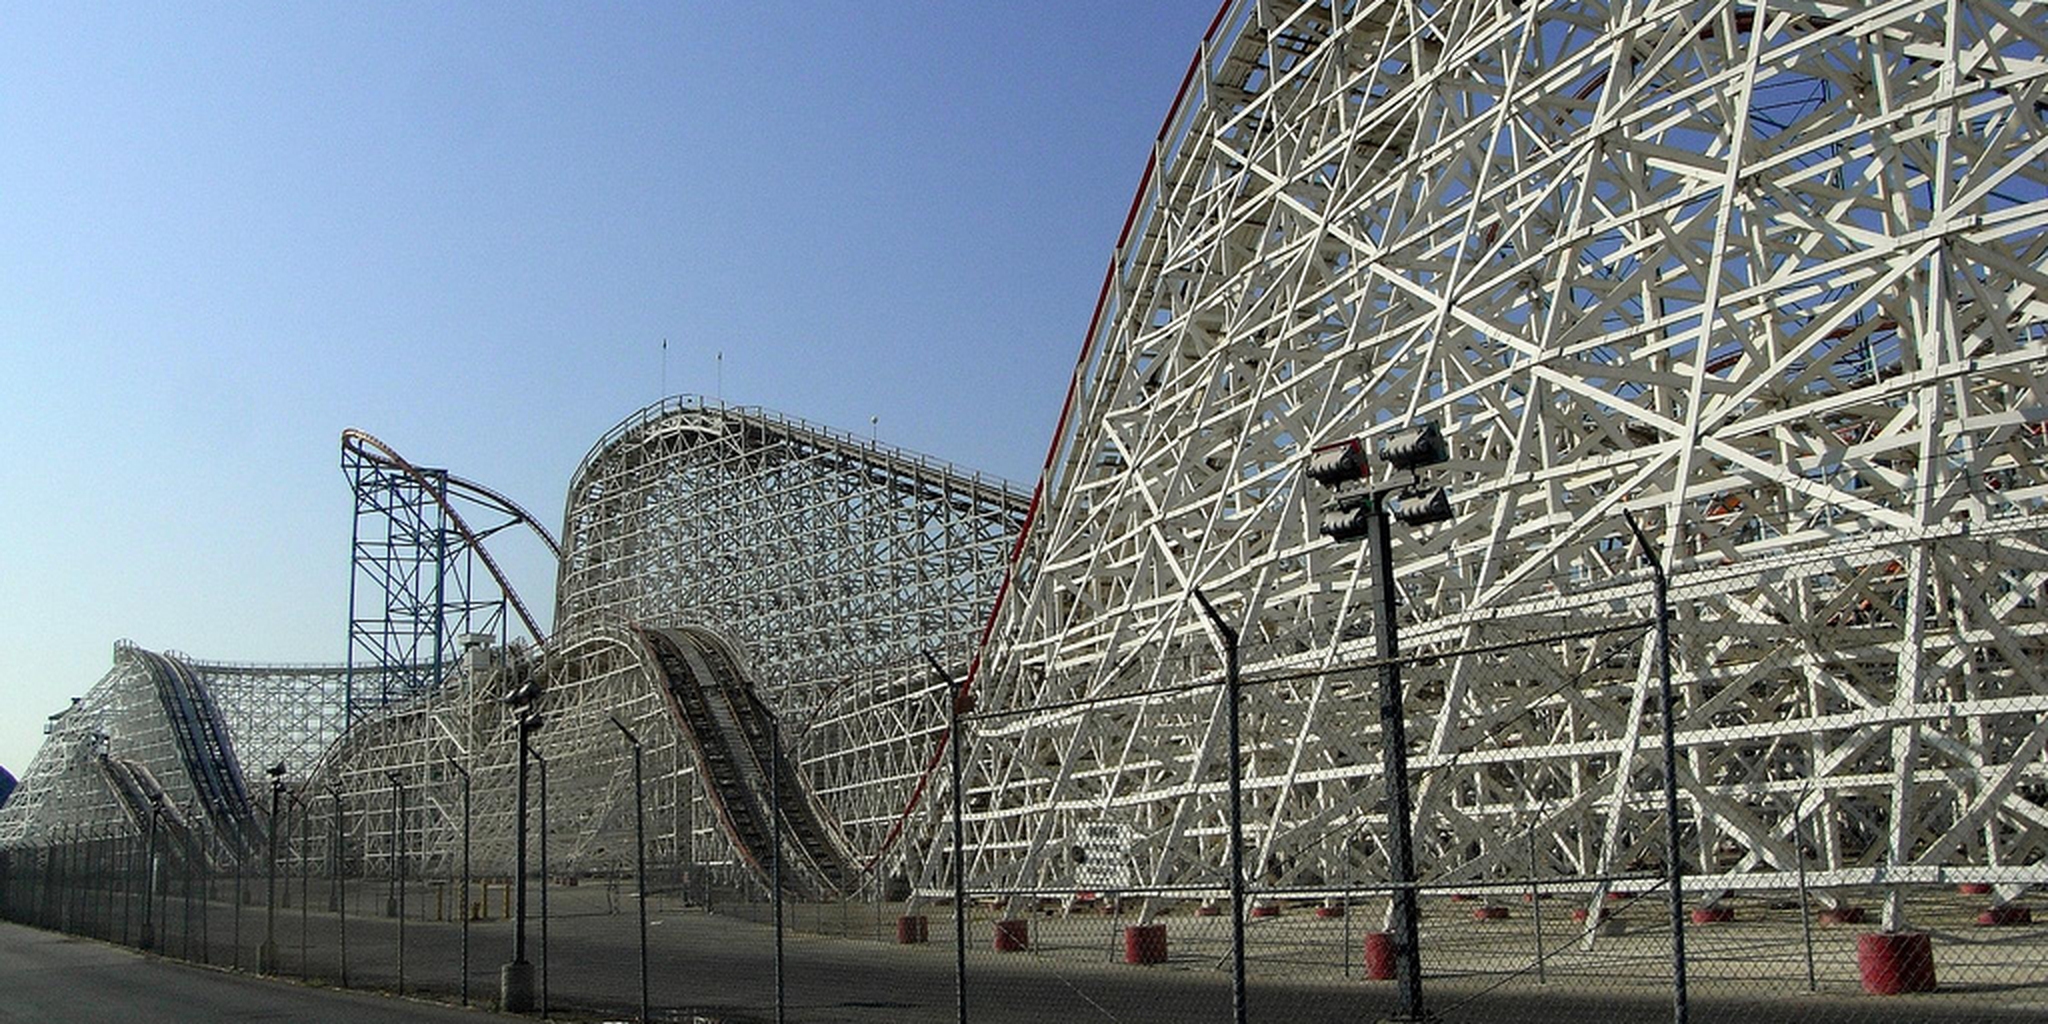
[[1122, 923, 1168, 964], [1363, 932, 1396, 980], [1692, 905, 1736, 924], [1857, 932, 1936, 995], [1473, 905, 1510, 921], [1976, 905, 2031, 927], [1250, 903, 1281, 918], [993, 918, 1030, 952], [1958, 882, 1992, 895], [895, 914, 929, 944], [1818, 906, 1866, 926]]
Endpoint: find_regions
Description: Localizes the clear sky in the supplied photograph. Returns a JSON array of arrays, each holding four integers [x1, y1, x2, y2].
[[0, 1, 1219, 776]]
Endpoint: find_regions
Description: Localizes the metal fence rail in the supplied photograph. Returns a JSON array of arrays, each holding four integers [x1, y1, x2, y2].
[[6, 606, 2044, 1024]]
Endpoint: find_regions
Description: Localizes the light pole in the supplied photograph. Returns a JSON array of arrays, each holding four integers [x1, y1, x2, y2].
[[260, 762, 285, 973], [501, 690, 544, 1013], [538, 745, 550, 1018], [610, 715, 650, 1024], [1365, 493, 1426, 1021], [1308, 423, 1456, 1024], [445, 756, 472, 1006]]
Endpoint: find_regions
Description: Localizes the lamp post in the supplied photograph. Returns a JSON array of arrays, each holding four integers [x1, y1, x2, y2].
[[260, 762, 286, 973], [1307, 422, 1456, 1024], [610, 715, 649, 1024], [538, 745, 550, 1018], [1364, 497, 1427, 1021], [501, 689, 544, 1014]]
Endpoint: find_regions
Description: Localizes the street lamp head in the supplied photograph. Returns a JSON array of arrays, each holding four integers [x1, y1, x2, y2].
[[519, 712, 547, 736], [502, 679, 541, 708], [266, 761, 287, 780]]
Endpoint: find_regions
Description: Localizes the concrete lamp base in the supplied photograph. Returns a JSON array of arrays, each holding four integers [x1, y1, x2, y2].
[[500, 959, 535, 1012]]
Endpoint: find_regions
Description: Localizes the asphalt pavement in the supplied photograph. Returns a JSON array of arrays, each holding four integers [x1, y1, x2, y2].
[[6, 880, 2045, 1024], [0, 920, 522, 1024]]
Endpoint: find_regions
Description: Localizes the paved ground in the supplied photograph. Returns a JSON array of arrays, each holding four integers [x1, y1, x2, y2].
[[0, 920, 523, 1024], [8, 879, 2047, 1024]]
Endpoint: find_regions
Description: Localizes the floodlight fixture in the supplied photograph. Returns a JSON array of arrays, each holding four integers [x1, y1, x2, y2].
[[1380, 421, 1449, 472]]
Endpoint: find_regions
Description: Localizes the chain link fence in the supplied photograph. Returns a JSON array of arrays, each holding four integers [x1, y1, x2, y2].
[[4, 614, 2044, 1022]]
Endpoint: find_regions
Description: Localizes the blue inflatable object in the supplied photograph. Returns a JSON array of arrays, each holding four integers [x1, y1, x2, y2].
[[0, 765, 16, 811]]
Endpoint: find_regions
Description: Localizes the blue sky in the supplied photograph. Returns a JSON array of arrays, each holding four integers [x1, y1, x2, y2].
[[0, 1, 1218, 775]]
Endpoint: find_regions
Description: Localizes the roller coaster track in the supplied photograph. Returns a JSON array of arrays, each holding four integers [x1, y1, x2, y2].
[[97, 755, 169, 834], [638, 626, 858, 899], [97, 754, 204, 867], [342, 428, 562, 644], [127, 647, 262, 858]]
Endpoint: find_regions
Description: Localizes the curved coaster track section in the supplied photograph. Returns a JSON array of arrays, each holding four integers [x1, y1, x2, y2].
[[0, 644, 272, 860], [641, 626, 859, 898], [127, 648, 262, 858]]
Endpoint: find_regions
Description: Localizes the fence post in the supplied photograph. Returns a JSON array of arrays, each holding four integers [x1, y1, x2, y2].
[[141, 800, 161, 951], [299, 796, 310, 979], [1792, 792, 1816, 992], [1625, 510, 1687, 1024], [925, 653, 971, 1024], [386, 771, 406, 997], [610, 716, 651, 1024], [262, 766, 284, 973], [232, 838, 244, 969], [199, 824, 211, 964], [1192, 588, 1249, 1024], [445, 758, 472, 1007], [771, 712, 787, 1024], [539, 749, 550, 1018], [1532, 812, 1549, 985], [334, 787, 349, 989]]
